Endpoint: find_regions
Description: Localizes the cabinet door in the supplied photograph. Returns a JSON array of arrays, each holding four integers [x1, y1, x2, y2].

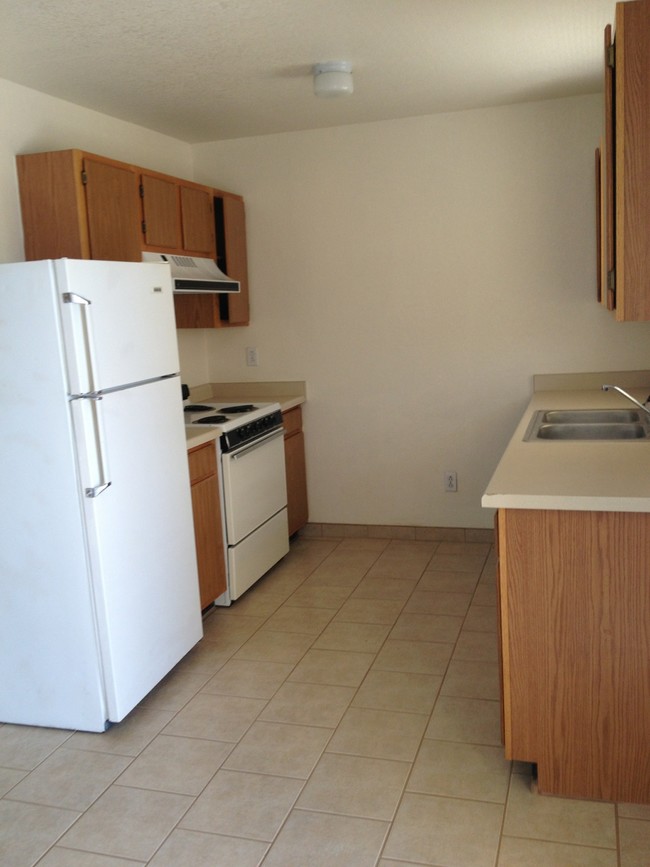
[[141, 174, 181, 249], [173, 295, 222, 329], [17, 150, 88, 260], [601, 24, 615, 310], [180, 186, 216, 256], [17, 150, 141, 263], [500, 508, 650, 803], [608, 0, 650, 320], [83, 156, 141, 262], [283, 408, 308, 536], [188, 443, 227, 608], [217, 194, 250, 326]]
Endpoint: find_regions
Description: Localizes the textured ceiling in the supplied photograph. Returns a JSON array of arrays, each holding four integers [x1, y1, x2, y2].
[[1, 0, 616, 143]]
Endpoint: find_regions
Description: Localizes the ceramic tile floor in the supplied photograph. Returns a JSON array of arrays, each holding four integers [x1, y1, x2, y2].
[[1, 536, 649, 866]]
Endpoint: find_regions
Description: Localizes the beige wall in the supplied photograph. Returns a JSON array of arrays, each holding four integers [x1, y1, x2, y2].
[[0, 77, 193, 264], [2, 78, 650, 529], [191, 95, 650, 528]]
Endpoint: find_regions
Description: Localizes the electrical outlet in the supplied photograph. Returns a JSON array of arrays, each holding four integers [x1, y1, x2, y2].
[[444, 471, 457, 492], [246, 346, 259, 367]]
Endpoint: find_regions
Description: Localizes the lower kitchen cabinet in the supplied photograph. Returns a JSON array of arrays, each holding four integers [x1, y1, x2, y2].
[[497, 507, 650, 803], [282, 406, 308, 537], [187, 441, 227, 610]]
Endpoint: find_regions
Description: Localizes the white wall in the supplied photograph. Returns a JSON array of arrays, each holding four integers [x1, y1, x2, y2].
[[192, 95, 650, 529]]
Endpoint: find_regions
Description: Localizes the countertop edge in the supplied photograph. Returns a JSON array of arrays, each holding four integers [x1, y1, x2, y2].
[[482, 375, 650, 512]]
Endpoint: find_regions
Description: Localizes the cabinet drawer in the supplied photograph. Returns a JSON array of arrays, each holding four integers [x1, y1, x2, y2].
[[188, 441, 217, 483], [282, 406, 303, 437]]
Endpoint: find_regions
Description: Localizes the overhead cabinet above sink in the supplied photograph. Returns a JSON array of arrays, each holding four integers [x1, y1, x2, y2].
[[597, 0, 650, 320]]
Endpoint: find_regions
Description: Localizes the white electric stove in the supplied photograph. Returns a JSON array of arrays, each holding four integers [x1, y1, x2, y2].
[[184, 400, 289, 606]]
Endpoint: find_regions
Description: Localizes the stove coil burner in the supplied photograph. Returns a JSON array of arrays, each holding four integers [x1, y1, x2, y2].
[[184, 404, 216, 412], [195, 415, 229, 424], [219, 404, 256, 413]]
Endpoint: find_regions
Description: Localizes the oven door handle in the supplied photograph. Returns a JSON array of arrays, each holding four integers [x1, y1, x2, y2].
[[229, 427, 284, 459]]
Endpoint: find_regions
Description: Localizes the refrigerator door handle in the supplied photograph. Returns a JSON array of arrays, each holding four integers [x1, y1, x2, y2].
[[85, 481, 112, 498], [63, 292, 91, 306], [61, 290, 97, 394], [72, 394, 113, 499]]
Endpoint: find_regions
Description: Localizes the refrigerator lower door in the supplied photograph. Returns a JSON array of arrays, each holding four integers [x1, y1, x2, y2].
[[74, 375, 202, 722]]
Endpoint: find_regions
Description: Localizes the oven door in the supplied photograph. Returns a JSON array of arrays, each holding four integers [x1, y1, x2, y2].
[[221, 428, 288, 545]]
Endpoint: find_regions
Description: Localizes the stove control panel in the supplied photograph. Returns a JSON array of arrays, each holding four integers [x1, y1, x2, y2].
[[220, 408, 284, 452]]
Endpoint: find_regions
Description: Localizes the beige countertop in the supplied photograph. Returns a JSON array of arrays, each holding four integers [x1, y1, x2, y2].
[[184, 381, 306, 451], [482, 371, 650, 512]]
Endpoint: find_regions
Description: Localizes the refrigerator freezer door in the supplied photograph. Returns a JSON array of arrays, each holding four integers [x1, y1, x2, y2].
[[74, 375, 202, 721], [56, 259, 180, 394]]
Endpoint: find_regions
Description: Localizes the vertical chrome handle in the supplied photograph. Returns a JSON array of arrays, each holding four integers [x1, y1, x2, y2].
[[62, 291, 96, 394], [85, 482, 112, 498], [73, 394, 112, 499], [63, 292, 91, 306]]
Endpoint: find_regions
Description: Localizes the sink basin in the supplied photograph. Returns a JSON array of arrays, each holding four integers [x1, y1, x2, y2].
[[524, 409, 650, 441], [536, 422, 647, 440], [541, 409, 641, 424]]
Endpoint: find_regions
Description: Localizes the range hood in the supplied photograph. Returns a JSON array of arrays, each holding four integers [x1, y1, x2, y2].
[[142, 252, 240, 294]]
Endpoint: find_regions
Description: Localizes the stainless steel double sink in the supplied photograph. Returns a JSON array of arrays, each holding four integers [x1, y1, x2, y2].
[[524, 409, 650, 441]]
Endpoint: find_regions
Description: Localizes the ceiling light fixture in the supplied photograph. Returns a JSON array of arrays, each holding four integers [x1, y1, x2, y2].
[[312, 61, 353, 98]]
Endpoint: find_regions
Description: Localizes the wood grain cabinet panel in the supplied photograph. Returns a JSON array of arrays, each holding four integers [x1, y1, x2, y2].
[[282, 407, 308, 537], [188, 441, 227, 610], [140, 171, 215, 258], [180, 185, 215, 256], [498, 507, 650, 803], [140, 174, 181, 249], [599, 0, 650, 320], [17, 149, 141, 263]]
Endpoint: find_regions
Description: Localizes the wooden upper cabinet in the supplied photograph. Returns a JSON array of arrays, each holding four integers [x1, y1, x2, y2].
[[219, 194, 250, 326], [17, 148, 249, 329], [174, 190, 251, 329], [600, 0, 650, 320], [140, 172, 216, 258], [17, 150, 141, 262], [180, 185, 215, 256], [140, 173, 181, 249], [83, 157, 142, 261]]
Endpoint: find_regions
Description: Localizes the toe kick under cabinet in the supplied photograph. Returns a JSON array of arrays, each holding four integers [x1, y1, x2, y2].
[[496, 508, 650, 804]]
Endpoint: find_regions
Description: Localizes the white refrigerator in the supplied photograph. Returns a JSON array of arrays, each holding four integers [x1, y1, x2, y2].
[[0, 258, 203, 732]]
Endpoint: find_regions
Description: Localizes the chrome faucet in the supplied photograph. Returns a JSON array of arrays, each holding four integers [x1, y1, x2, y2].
[[601, 384, 650, 416]]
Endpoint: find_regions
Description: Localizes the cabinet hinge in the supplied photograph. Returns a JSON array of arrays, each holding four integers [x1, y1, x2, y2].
[[139, 183, 144, 198], [607, 44, 615, 69], [141, 220, 146, 235], [81, 170, 88, 185], [607, 269, 616, 292]]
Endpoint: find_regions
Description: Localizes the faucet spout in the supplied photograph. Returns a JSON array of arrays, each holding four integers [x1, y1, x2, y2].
[[601, 384, 650, 416]]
